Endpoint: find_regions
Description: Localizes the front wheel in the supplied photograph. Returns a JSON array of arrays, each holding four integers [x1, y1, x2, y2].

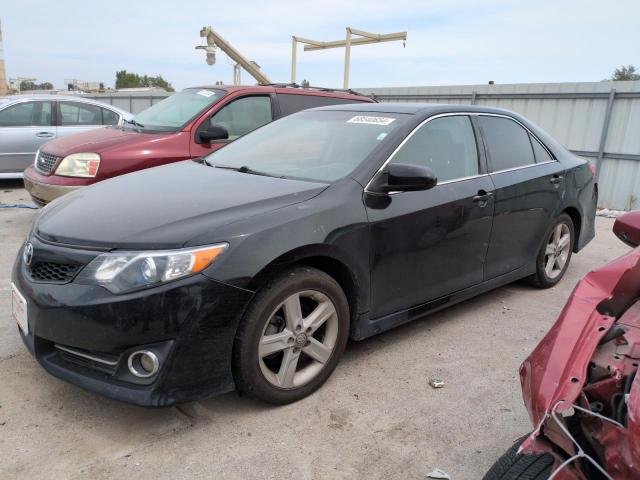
[[528, 213, 574, 288], [233, 266, 350, 404], [483, 435, 554, 480]]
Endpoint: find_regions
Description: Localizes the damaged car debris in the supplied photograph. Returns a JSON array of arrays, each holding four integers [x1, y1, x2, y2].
[[484, 210, 640, 479], [12, 103, 596, 406]]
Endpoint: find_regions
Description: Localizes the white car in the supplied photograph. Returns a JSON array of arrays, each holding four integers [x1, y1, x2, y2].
[[0, 94, 133, 178]]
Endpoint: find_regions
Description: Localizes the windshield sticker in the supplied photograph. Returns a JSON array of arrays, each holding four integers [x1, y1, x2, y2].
[[376, 132, 388, 141], [348, 116, 395, 126], [196, 90, 215, 97]]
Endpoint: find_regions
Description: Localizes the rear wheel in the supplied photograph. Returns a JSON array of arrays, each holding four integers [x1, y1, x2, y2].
[[233, 266, 349, 404], [483, 435, 554, 480], [528, 213, 574, 288]]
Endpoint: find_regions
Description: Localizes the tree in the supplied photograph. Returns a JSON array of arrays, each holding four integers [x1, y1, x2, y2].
[[608, 65, 640, 81], [115, 70, 175, 91], [301, 79, 310, 88], [19, 80, 53, 91]]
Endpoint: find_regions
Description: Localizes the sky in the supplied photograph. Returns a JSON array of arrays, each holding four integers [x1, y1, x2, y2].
[[2, 0, 639, 91]]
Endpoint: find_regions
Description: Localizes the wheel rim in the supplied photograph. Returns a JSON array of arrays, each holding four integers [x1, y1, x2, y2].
[[258, 290, 339, 389], [544, 223, 571, 279]]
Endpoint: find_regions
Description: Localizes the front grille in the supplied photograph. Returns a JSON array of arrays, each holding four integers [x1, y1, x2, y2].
[[35, 151, 60, 174], [28, 262, 81, 283]]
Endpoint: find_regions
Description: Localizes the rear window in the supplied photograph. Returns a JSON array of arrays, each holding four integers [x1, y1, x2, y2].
[[480, 116, 535, 172], [277, 93, 367, 116]]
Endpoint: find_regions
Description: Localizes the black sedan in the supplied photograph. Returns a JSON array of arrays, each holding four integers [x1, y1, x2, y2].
[[11, 104, 597, 406]]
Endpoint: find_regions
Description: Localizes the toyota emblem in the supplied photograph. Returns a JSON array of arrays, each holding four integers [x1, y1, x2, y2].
[[23, 242, 34, 266]]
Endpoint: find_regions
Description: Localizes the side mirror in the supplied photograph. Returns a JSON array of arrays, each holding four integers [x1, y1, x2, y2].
[[614, 210, 640, 247], [198, 124, 229, 143], [369, 163, 438, 193]]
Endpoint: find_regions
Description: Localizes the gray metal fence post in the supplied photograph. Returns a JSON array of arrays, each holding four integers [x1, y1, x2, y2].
[[470, 91, 477, 105], [596, 88, 616, 182], [129, 96, 133, 113]]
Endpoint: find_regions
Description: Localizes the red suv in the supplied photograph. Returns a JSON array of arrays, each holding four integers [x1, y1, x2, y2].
[[23, 85, 374, 205]]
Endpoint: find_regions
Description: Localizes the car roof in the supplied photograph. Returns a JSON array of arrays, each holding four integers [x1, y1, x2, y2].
[[0, 94, 133, 117], [185, 84, 373, 100], [309, 102, 518, 116]]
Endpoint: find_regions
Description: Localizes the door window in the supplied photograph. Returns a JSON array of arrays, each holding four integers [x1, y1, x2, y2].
[[277, 93, 366, 116], [102, 108, 120, 125], [530, 134, 553, 163], [389, 115, 479, 183], [480, 116, 535, 171], [0, 101, 52, 127], [210, 96, 272, 140], [59, 102, 103, 126]]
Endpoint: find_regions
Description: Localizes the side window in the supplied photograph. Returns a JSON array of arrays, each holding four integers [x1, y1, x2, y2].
[[59, 102, 102, 126], [390, 115, 479, 183], [530, 134, 553, 163], [480, 116, 535, 171], [0, 101, 52, 127], [102, 108, 120, 126], [210, 96, 272, 140], [277, 93, 365, 116]]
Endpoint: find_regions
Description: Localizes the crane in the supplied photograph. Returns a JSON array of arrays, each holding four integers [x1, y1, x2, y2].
[[196, 26, 271, 85]]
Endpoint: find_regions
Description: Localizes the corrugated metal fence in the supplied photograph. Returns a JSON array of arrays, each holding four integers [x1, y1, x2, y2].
[[88, 81, 640, 210], [358, 81, 640, 210]]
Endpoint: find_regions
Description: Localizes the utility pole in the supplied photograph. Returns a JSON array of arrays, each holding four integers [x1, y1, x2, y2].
[[291, 27, 407, 88], [0, 20, 7, 96], [196, 26, 271, 85]]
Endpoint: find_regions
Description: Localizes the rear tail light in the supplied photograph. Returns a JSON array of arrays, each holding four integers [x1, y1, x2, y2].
[[589, 163, 597, 177]]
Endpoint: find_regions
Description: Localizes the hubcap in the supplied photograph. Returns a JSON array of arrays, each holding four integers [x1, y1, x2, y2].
[[544, 223, 571, 279], [258, 290, 339, 389]]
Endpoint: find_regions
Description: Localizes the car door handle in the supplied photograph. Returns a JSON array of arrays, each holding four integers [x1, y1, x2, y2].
[[473, 190, 493, 206], [550, 175, 564, 185], [35, 132, 55, 138]]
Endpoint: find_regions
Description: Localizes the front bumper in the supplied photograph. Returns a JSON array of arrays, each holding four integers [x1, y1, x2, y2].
[[12, 241, 254, 407], [23, 165, 85, 206]]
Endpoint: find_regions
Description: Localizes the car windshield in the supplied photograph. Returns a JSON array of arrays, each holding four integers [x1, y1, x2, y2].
[[131, 88, 225, 132], [205, 110, 407, 182]]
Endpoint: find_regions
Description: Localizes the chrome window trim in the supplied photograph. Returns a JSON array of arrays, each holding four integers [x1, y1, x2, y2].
[[364, 111, 559, 193], [490, 159, 556, 175]]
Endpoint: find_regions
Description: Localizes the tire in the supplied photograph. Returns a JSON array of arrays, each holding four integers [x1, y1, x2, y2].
[[483, 435, 554, 480], [528, 213, 574, 289], [233, 266, 350, 404]]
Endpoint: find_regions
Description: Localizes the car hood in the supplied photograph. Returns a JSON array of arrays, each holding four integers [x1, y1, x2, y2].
[[41, 126, 167, 156], [35, 161, 328, 249], [520, 248, 640, 425]]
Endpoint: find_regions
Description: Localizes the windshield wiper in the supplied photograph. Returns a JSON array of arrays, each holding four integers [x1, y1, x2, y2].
[[126, 118, 145, 129], [213, 164, 285, 178]]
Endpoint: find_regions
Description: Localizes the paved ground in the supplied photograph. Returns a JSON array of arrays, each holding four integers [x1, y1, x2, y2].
[[0, 181, 627, 480]]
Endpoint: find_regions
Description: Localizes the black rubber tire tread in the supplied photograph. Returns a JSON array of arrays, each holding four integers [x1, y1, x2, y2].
[[483, 435, 555, 480], [527, 213, 574, 289], [233, 266, 349, 405]]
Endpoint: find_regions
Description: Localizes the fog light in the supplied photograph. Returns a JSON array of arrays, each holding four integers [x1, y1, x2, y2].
[[128, 350, 159, 378]]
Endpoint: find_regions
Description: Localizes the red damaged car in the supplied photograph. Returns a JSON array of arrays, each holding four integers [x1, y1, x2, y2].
[[484, 211, 640, 479]]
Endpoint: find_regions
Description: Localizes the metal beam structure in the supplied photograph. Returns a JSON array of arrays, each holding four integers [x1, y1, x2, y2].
[[291, 27, 407, 88], [197, 26, 271, 85]]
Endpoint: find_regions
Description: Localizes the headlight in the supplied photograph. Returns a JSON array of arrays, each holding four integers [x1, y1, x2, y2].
[[55, 153, 101, 177], [75, 244, 228, 293]]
